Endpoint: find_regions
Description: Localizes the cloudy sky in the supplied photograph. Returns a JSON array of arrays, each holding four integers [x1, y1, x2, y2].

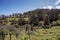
[[0, 0, 60, 15]]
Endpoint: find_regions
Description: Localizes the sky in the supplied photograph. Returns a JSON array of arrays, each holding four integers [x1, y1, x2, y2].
[[0, 0, 60, 15]]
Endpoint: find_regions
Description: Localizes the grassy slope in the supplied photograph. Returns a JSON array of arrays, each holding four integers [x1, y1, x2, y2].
[[4, 26, 60, 40], [4, 18, 60, 40]]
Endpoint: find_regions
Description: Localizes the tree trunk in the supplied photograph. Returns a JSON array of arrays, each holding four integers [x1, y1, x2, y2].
[[2, 34, 5, 40], [1, 32, 5, 40], [9, 33, 12, 40]]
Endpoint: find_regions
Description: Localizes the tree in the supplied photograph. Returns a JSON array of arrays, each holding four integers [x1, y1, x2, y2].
[[29, 13, 39, 26], [0, 27, 8, 40], [44, 14, 50, 25], [10, 20, 17, 25], [7, 25, 16, 40], [7, 25, 20, 40], [18, 18, 26, 26]]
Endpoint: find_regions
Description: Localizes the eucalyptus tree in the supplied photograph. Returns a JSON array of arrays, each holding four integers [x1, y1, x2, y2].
[[7, 25, 21, 40], [24, 24, 34, 40], [0, 26, 8, 40], [7, 25, 16, 40], [29, 13, 39, 26], [18, 18, 26, 26]]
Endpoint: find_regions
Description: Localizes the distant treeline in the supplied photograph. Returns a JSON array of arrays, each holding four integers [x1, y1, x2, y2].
[[0, 9, 60, 29]]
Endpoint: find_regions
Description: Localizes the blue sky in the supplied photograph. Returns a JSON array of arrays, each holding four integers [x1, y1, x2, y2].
[[0, 0, 60, 15]]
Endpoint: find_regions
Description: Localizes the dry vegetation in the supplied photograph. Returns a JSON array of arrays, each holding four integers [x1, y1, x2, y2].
[[0, 9, 60, 40]]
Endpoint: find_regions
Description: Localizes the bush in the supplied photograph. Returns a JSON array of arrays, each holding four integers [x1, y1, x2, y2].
[[41, 39, 44, 40], [46, 39, 49, 40], [58, 38, 60, 40], [51, 21, 60, 26], [24, 37, 28, 40], [42, 25, 50, 29], [56, 20, 60, 26], [51, 21, 57, 26]]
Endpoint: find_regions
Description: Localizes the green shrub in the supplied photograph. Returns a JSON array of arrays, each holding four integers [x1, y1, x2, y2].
[[46, 39, 49, 40], [42, 25, 50, 29], [41, 39, 44, 40], [24, 37, 28, 40], [51, 21, 60, 26], [51, 21, 57, 26], [58, 37, 60, 40]]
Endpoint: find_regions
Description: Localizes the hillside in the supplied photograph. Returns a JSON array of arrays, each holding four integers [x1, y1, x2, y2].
[[0, 9, 60, 40]]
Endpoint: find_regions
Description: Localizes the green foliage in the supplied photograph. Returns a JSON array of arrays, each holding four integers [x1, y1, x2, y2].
[[18, 18, 26, 26], [0, 9, 60, 40], [29, 13, 39, 26], [58, 38, 60, 40], [0, 26, 59, 40]]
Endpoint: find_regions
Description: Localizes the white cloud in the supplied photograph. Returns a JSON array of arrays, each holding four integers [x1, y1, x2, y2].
[[43, 7, 47, 9], [55, 0, 60, 5], [47, 6, 53, 10], [43, 6, 53, 10], [56, 6, 60, 9]]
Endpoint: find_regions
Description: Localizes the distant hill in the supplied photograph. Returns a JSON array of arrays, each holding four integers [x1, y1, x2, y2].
[[0, 9, 60, 28]]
